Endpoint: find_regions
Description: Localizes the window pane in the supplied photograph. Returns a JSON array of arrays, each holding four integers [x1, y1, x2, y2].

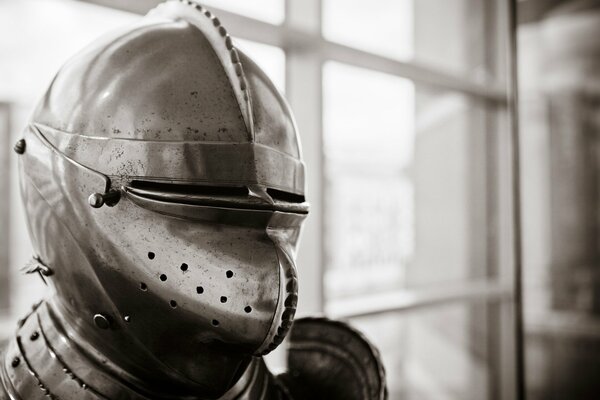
[[0, 0, 136, 104], [200, 0, 284, 24], [234, 38, 286, 93], [350, 302, 499, 400], [323, 0, 414, 61], [323, 0, 503, 81], [323, 62, 505, 300], [323, 62, 415, 299]]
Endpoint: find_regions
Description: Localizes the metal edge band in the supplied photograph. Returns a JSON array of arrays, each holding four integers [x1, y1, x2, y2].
[[35, 124, 306, 195], [254, 246, 298, 356]]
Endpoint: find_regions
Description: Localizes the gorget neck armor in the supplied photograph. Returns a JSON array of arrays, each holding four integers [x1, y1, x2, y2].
[[1, 1, 387, 399]]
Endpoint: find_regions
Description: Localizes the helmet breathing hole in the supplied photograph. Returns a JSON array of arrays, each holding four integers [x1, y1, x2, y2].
[[226, 270, 233, 278], [140, 282, 147, 291], [196, 286, 204, 294], [244, 306, 252, 313], [220, 296, 227, 303], [212, 319, 219, 327], [180, 263, 188, 272], [148, 252, 155, 260], [160, 274, 167, 282], [170, 300, 177, 308]]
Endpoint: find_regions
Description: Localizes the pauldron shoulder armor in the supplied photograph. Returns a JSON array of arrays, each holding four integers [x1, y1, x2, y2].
[[278, 317, 387, 400]]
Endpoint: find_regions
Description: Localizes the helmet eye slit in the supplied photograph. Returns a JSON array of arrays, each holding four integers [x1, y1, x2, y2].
[[266, 188, 305, 203], [130, 180, 249, 197], [126, 180, 308, 214]]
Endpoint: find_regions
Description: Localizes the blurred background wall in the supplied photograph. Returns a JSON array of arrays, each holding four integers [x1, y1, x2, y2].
[[518, 0, 600, 398], [0, 0, 598, 399]]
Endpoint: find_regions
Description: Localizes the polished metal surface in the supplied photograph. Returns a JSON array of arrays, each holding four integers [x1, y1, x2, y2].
[[0, 1, 386, 398]]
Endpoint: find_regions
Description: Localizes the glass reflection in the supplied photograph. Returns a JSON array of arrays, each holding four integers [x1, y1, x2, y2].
[[199, 0, 284, 24]]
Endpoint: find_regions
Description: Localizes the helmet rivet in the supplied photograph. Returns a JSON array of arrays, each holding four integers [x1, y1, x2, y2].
[[88, 193, 105, 208], [14, 139, 26, 154], [88, 190, 121, 208], [11, 357, 20, 368], [93, 314, 111, 330]]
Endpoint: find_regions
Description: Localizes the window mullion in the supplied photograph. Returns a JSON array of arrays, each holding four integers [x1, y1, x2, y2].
[[285, 0, 324, 316]]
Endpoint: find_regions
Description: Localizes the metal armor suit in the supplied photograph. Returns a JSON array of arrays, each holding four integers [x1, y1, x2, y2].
[[0, 1, 386, 399]]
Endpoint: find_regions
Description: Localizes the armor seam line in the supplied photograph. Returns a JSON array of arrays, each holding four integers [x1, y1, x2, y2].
[[42, 302, 167, 400], [36, 313, 109, 400], [0, 355, 22, 400], [15, 336, 60, 400]]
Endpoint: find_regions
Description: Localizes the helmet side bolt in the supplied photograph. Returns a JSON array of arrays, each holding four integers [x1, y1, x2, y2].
[[93, 314, 111, 330], [88, 193, 105, 208], [88, 190, 121, 208], [14, 139, 26, 155]]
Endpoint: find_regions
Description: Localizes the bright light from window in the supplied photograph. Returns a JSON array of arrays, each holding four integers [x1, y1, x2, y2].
[[200, 0, 284, 25], [234, 38, 286, 94], [323, 62, 415, 300], [323, 0, 414, 61], [0, 0, 136, 103]]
